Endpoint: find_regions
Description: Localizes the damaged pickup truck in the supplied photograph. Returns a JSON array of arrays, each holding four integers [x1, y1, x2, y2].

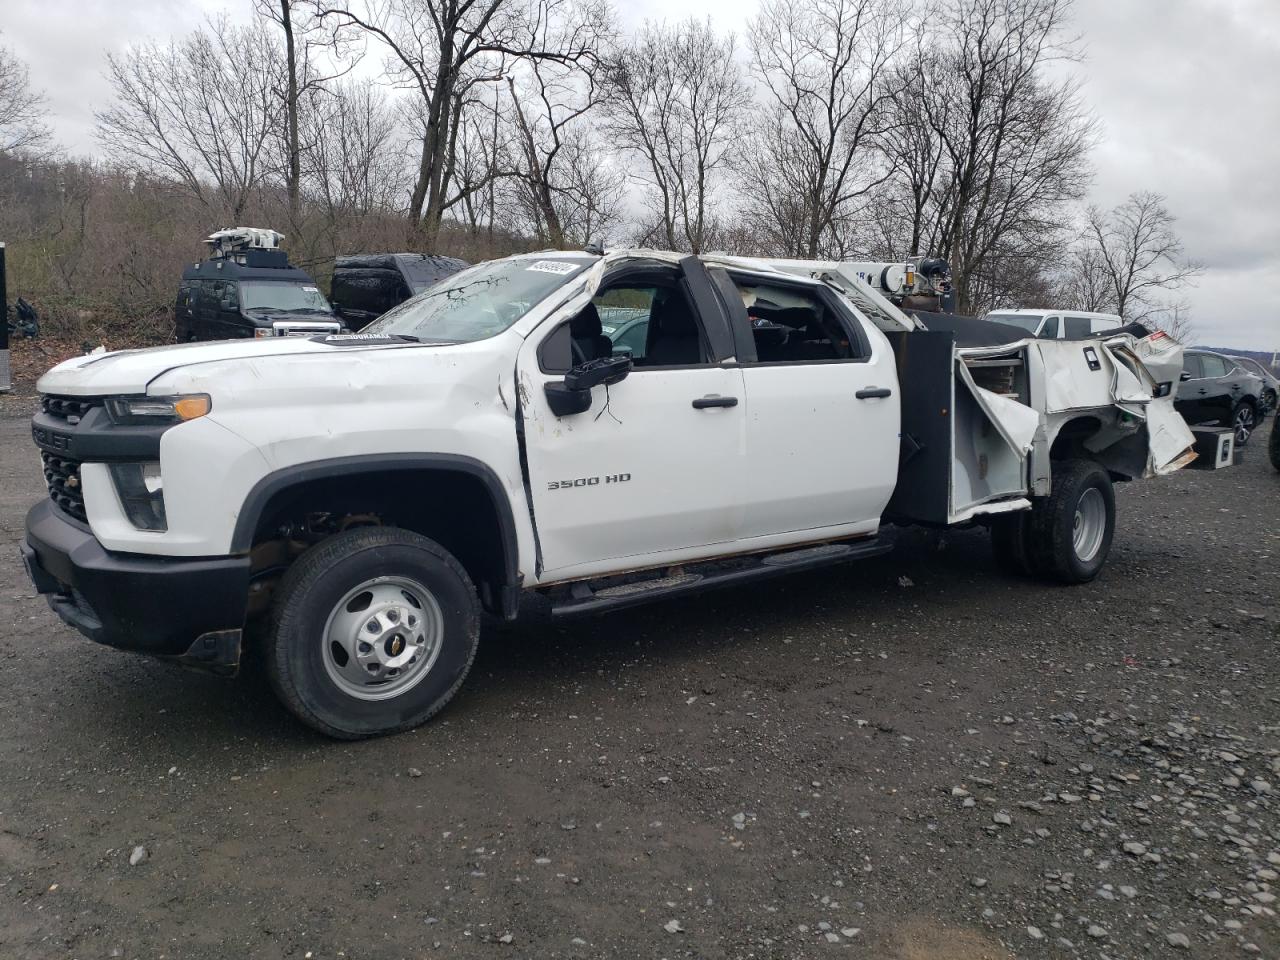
[[20, 250, 1196, 738]]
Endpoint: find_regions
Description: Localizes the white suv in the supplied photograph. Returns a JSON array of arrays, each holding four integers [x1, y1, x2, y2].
[[985, 309, 1123, 340]]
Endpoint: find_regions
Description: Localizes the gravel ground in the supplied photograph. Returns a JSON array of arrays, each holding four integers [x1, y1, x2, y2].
[[0, 404, 1276, 960]]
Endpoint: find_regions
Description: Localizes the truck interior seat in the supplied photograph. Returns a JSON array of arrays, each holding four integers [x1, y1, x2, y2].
[[644, 289, 703, 365], [570, 303, 613, 364]]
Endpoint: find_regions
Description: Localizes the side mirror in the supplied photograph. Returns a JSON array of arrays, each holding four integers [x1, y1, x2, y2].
[[1179, 370, 1193, 382], [564, 355, 632, 392], [544, 355, 633, 417]]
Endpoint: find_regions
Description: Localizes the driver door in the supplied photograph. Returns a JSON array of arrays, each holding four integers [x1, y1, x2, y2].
[[516, 263, 746, 580]]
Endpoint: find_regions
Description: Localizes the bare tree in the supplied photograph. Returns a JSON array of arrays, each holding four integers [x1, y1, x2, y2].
[[254, 0, 357, 221], [95, 17, 286, 220], [307, 0, 604, 248], [1082, 191, 1201, 321], [878, 0, 1095, 313], [503, 5, 619, 248], [744, 0, 907, 259], [1055, 241, 1112, 312], [304, 79, 408, 217], [606, 18, 749, 253], [0, 36, 51, 156], [1145, 298, 1195, 342]]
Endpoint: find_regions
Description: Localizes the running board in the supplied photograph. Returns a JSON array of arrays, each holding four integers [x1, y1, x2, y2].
[[550, 537, 892, 618]]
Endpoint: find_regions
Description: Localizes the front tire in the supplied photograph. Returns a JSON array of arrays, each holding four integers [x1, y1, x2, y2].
[[1025, 460, 1116, 584], [1232, 401, 1257, 446], [1269, 414, 1280, 472], [266, 527, 480, 739]]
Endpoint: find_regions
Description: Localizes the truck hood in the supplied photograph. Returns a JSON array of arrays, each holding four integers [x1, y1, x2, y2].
[[36, 336, 409, 397]]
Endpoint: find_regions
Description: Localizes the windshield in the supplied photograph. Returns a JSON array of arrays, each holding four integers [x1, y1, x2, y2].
[[985, 313, 1043, 334], [365, 256, 588, 343], [241, 281, 331, 313]]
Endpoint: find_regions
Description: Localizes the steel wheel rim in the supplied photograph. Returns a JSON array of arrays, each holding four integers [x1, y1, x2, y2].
[[321, 576, 444, 701], [1072, 487, 1106, 563], [1235, 406, 1255, 444]]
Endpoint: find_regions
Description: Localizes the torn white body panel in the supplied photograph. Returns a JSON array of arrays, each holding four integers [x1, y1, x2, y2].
[[940, 329, 1194, 524]]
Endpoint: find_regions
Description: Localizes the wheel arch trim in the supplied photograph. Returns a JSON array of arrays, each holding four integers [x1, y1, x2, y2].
[[230, 453, 521, 611]]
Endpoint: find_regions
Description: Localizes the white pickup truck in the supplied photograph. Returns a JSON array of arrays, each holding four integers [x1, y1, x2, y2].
[[21, 250, 1195, 738]]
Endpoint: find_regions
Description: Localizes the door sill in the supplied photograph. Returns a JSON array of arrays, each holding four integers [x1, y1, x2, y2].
[[547, 535, 892, 618]]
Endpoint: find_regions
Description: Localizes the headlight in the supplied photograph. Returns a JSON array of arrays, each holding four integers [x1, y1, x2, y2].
[[108, 462, 167, 530], [105, 394, 211, 425]]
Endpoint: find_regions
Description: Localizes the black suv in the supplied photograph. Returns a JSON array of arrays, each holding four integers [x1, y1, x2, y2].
[[330, 253, 468, 331], [1176, 349, 1264, 445], [176, 247, 339, 341]]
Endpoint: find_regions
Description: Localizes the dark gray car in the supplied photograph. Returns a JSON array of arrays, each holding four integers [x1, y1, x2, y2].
[[1176, 349, 1265, 445]]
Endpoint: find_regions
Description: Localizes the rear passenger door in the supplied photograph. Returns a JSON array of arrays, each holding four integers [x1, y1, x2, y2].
[[722, 270, 900, 543], [1198, 353, 1236, 424], [194, 280, 220, 340]]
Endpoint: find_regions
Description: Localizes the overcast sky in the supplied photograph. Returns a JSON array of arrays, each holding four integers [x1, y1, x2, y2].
[[4, 0, 1278, 350]]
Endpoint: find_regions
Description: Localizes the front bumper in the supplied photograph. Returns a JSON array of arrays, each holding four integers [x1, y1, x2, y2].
[[21, 499, 251, 674]]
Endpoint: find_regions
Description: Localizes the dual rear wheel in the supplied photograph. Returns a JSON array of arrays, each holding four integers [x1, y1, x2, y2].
[[992, 459, 1116, 584]]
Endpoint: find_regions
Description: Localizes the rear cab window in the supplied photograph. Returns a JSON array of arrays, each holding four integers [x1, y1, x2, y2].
[[1063, 316, 1091, 339], [726, 276, 866, 364]]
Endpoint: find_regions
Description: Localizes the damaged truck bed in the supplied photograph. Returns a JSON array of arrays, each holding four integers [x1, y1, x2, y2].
[[761, 257, 1197, 526]]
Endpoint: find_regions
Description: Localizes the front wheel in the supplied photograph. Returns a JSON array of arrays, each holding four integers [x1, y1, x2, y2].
[[1269, 414, 1280, 471], [1232, 402, 1257, 446], [1025, 460, 1116, 584], [266, 527, 480, 739]]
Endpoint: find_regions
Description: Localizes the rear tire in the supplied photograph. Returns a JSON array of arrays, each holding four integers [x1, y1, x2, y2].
[[266, 527, 480, 739], [1025, 460, 1116, 584], [990, 512, 1033, 576]]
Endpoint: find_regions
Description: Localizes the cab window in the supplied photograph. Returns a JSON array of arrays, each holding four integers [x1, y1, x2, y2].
[[1063, 316, 1091, 339], [731, 279, 861, 363], [596, 287, 652, 362], [539, 277, 710, 374], [1040, 316, 1060, 338]]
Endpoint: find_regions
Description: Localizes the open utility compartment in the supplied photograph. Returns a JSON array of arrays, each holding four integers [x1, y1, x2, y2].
[[885, 331, 1035, 526]]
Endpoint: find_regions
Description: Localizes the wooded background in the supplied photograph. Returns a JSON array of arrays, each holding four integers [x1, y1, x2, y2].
[[0, 0, 1201, 346]]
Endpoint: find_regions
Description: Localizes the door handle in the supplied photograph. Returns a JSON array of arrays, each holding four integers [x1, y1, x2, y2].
[[856, 387, 893, 399], [692, 395, 738, 409]]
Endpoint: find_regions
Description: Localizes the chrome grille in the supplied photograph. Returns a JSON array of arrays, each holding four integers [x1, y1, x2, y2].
[[42, 451, 87, 521]]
